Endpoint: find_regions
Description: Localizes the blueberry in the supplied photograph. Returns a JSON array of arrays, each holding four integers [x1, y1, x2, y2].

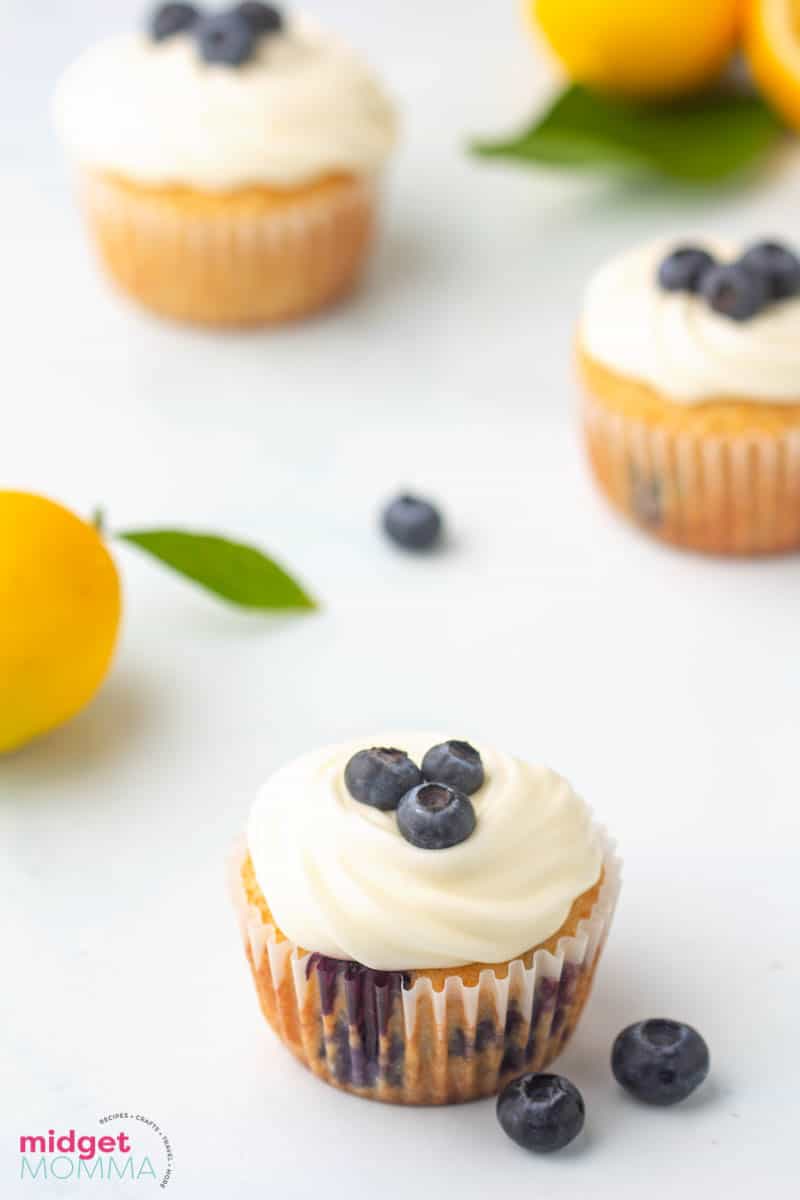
[[196, 12, 254, 65], [421, 740, 484, 795], [382, 494, 442, 551], [234, 2, 283, 34], [657, 246, 715, 293], [149, 3, 199, 41], [344, 748, 422, 812], [396, 783, 476, 850], [700, 263, 769, 322], [497, 1073, 585, 1154], [611, 1019, 710, 1106], [739, 241, 800, 301]]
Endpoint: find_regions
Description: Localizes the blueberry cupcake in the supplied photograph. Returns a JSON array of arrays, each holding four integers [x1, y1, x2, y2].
[[229, 734, 620, 1105], [54, 4, 396, 325], [579, 238, 800, 555]]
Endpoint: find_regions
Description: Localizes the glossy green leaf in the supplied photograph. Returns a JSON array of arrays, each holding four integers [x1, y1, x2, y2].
[[472, 84, 783, 183], [119, 530, 316, 611]]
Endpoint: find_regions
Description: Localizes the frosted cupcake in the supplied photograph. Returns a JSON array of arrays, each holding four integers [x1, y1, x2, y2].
[[230, 734, 620, 1105], [54, 4, 396, 325], [579, 238, 800, 555]]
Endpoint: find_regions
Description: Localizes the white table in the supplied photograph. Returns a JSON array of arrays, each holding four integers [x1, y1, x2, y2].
[[1, 2, 798, 1196]]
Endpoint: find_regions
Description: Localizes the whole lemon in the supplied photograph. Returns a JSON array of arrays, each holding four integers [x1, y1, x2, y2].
[[530, 0, 741, 98], [0, 492, 121, 753]]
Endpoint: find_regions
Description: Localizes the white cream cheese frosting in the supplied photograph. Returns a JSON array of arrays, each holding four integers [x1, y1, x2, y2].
[[246, 734, 602, 971], [53, 16, 396, 190], [580, 239, 800, 403]]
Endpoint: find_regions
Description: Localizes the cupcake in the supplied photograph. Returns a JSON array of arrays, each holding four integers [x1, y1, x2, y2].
[[229, 734, 620, 1105], [579, 238, 800, 555], [53, 4, 396, 326]]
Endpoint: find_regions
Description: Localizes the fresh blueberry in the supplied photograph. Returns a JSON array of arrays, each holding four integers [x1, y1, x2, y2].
[[344, 748, 422, 812], [700, 263, 769, 321], [657, 246, 715, 293], [421, 740, 484, 795], [611, 1019, 710, 1106], [396, 783, 476, 849], [149, 2, 199, 41], [739, 241, 800, 301], [196, 11, 254, 65], [497, 1073, 585, 1153], [382, 494, 442, 551], [234, 2, 283, 33]]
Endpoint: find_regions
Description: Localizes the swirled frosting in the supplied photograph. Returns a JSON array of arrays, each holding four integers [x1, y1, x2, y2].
[[53, 15, 396, 189], [246, 734, 602, 971], [580, 239, 800, 403]]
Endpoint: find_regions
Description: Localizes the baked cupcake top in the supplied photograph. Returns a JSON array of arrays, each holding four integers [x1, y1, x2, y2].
[[247, 733, 602, 971], [580, 238, 800, 403], [53, 6, 396, 191]]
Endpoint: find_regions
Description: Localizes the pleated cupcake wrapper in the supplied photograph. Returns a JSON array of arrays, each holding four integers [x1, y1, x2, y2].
[[584, 391, 800, 555], [229, 829, 621, 1105], [79, 170, 378, 326]]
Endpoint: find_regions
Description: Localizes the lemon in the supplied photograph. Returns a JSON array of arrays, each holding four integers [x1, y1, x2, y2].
[[0, 492, 121, 753], [745, 0, 800, 129], [529, 0, 742, 98]]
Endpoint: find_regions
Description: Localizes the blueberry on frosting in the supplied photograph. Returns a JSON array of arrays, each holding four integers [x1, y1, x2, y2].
[[346, 741, 483, 847], [611, 1019, 709, 1106], [149, 3, 285, 66], [150, 2, 199, 40], [344, 748, 422, 812], [196, 11, 255, 64], [422, 739, 484, 795], [657, 240, 800, 321], [234, 1, 283, 33], [700, 262, 769, 322], [739, 241, 800, 301], [396, 783, 476, 850], [657, 245, 715, 293]]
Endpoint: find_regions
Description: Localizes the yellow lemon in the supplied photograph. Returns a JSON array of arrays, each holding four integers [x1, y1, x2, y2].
[[529, 0, 742, 98], [0, 492, 121, 753], [745, 0, 800, 129]]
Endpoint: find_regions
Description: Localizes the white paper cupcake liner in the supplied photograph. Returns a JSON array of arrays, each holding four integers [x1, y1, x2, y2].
[[79, 170, 378, 326], [584, 390, 800, 554], [229, 828, 621, 1105]]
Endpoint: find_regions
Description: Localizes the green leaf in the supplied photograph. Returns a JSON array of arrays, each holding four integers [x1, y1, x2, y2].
[[472, 84, 783, 183], [118, 529, 316, 611]]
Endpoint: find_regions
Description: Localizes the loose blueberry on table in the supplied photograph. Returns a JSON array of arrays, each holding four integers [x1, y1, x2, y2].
[[344, 747, 422, 811], [382, 494, 443, 551], [422, 739, 484, 794], [611, 1019, 710, 1106], [396, 782, 476, 849], [497, 1073, 585, 1153]]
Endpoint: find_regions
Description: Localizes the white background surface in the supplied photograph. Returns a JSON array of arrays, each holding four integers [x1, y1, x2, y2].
[[1, 1, 799, 1196]]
